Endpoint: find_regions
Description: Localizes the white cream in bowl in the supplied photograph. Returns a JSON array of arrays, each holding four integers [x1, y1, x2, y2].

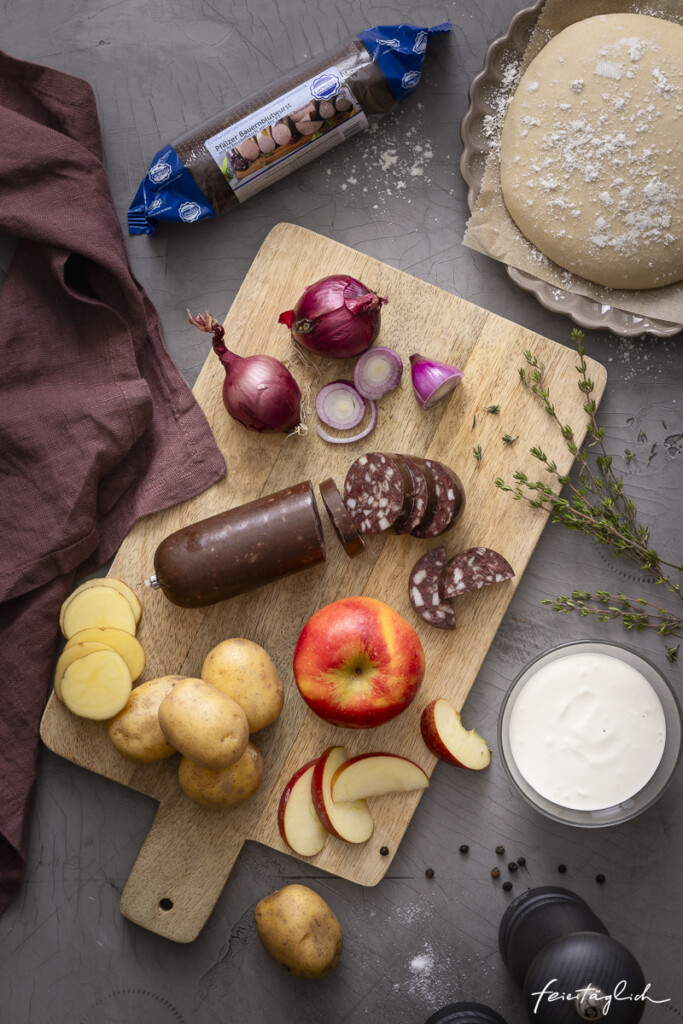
[[508, 651, 666, 811]]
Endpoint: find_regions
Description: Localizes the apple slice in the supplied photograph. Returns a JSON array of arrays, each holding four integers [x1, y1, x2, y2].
[[311, 746, 374, 843], [420, 699, 491, 769], [331, 753, 429, 802], [278, 760, 329, 858]]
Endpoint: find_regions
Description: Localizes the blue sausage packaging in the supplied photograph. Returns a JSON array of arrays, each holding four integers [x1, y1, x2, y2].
[[128, 22, 450, 235]]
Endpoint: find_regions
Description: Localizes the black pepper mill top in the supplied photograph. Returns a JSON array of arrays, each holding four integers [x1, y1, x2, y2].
[[499, 887, 646, 1024], [424, 1003, 507, 1024]]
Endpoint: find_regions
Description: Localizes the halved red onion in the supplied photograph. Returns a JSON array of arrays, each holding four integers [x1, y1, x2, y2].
[[315, 380, 366, 430], [353, 346, 403, 400], [316, 399, 378, 444]]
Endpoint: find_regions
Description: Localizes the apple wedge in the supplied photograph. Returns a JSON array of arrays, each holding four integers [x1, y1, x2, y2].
[[331, 753, 429, 802], [420, 699, 491, 769], [311, 746, 374, 843], [278, 760, 329, 858]]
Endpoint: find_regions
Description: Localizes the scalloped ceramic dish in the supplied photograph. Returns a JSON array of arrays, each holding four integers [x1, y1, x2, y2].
[[459, 0, 682, 338]]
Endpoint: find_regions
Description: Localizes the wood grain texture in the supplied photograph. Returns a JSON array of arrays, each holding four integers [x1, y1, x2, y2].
[[40, 223, 606, 942]]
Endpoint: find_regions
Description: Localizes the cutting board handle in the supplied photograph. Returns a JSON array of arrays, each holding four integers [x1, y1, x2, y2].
[[119, 799, 245, 943]]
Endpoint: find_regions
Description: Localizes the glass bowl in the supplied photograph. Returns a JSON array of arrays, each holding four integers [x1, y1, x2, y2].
[[498, 640, 682, 827]]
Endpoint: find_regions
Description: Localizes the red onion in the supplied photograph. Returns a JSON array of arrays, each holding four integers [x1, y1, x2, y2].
[[315, 380, 366, 430], [353, 346, 403, 399], [316, 399, 378, 444], [278, 275, 387, 358], [189, 311, 302, 433], [409, 352, 464, 410]]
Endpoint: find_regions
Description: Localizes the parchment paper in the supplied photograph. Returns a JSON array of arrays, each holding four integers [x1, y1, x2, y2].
[[463, 0, 683, 327]]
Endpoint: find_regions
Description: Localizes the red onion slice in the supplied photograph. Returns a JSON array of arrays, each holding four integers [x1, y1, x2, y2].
[[353, 346, 403, 400], [316, 400, 378, 444], [315, 380, 366, 430]]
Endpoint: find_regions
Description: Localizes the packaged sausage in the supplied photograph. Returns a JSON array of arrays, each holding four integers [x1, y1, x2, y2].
[[128, 22, 450, 234], [146, 481, 326, 608]]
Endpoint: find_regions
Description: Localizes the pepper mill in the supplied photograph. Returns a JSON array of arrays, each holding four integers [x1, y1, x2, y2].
[[499, 887, 646, 1023], [424, 1003, 507, 1024]]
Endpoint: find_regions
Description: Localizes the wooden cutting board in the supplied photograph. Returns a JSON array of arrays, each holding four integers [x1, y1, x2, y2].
[[40, 223, 606, 943]]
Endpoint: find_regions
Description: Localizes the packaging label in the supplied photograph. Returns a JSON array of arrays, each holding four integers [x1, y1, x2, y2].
[[205, 65, 367, 202]]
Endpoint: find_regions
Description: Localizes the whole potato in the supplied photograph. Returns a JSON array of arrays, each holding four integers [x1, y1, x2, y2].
[[201, 638, 284, 733], [254, 884, 343, 978], [158, 677, 248, 769], [178, 743, 263, 807], [108, 675, 183, 762]]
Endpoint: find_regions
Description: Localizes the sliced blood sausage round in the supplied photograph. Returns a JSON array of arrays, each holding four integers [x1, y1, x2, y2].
[[409, 547, 455, 631], [150, 481, 325, 608], [319, 478, 365, 557], [343, 452, 415, 534], [391, 454, 436, 535], [411, 459, 465, 538], [439, 547, 514, 599]]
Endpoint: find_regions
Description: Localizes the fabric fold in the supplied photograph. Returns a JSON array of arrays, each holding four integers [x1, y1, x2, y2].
[[0, 50, 226, 914]]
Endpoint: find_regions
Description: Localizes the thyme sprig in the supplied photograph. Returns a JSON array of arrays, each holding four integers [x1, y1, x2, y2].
[[496, 329, 682, 651], [542, 591, 681, 660]]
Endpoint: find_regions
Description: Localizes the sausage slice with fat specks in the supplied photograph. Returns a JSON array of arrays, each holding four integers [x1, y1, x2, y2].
[[439, 547, 514, 599], [343, 452, 415, 534], [409, 547, 455, 630], [391, 454, 437, 535], [411, 459, 465, 539]]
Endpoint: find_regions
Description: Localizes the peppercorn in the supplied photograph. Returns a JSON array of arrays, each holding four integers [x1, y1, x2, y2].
[[425, 867, 435, 878], [459, 844, 469, 854], [596, 873, 606, 884], [558, 864, 567, 874], [508, 862, 518, 872], [380, 846, 389, 856], [495, 845, 505, 855], [517, 856, 526, 866], [502, 881, 513, 892], [491, 867, 500, 879]]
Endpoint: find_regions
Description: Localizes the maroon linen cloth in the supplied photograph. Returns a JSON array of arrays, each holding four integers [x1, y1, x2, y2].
[[0, 52, 226, 912]]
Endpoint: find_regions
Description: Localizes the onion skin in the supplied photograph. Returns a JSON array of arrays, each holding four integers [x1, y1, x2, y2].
[[189, 311, 302, 434], [278, 275, 387, 358]]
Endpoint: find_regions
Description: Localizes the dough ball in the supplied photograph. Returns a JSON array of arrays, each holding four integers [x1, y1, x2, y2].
[[500, 14, 683, 290]]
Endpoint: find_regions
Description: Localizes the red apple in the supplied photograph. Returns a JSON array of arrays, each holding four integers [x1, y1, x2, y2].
[[331, 753, 429, 802], [278, 759, 329, 857], [293, 596, 425, 728], [311, 746, 374, 843], [420, 699, 491, 769]]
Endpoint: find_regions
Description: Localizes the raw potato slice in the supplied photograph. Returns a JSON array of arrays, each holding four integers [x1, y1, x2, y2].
[[61, 586, 137, 639], [60, 649, 132, 720], [65, 627, 145, 682], [54, 640, 115, 702], [59, 577, 142, 634]]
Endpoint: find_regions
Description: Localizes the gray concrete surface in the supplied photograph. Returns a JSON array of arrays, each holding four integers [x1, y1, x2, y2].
[[1, 1, 681, 1021]]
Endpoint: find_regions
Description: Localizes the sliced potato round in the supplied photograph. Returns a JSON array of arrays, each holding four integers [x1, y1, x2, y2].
[[65, 627, 145, 682], [60, 649, 132, 720], [54, 640, 114, 701], [59, 577, 142, 635], [61, 586, 136, 639], [108, 676, 183, 762]]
